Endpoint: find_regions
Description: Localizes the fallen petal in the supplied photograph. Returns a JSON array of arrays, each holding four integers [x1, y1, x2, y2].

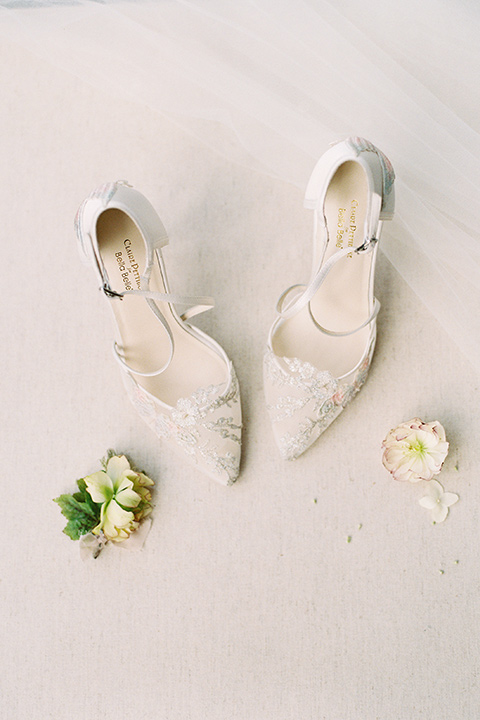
[[442, 492, 459, 508], [419, 496, 437, 510], [431, 504, 449, 523]]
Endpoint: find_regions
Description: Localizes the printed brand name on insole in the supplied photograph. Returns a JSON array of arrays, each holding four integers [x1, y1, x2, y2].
[[114, 239, 142, 291], [336, 200, 359, 254]]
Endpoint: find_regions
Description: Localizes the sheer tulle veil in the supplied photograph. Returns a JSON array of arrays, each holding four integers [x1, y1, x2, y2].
[[2, 0, 480, 371]]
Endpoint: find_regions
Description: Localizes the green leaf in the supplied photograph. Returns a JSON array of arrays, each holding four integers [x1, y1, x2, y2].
[[84, 491, 100, 514], [76, 478, 87, 494], [53, 493, 101, 541], [55, 493, 98, 520], [73, 478, 103, 513]]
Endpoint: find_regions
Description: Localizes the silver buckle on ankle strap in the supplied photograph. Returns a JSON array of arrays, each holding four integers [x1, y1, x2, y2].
[[102, 283, 124, 300], [355, 236, 378, 254]]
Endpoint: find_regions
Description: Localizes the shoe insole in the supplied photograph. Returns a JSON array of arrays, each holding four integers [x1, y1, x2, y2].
[[273, 161, 373, 377], [96, 208, 226, 407]]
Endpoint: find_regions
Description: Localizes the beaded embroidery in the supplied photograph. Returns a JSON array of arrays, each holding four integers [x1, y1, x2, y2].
[[264, 349, 373, 460], [124, 365, 242, 484]]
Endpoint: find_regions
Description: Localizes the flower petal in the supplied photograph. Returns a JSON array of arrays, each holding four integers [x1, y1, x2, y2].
[[102, 500, 134, 541], [115, 475, 135, 494], [431, 504, 449, 523], [105, 499, 134, 528], [116, 486, 141, 508], [430, 420, 447, 442], [106, 455, 131, 483], [92, 501, 107, 535], [383, 447, 415, 480], [427, 480, 444, 500], [135, 472, 155, 487], [384, 446, 407, 468], [428, 443, 449, 465], [102, 518, 118, 541], [84, 471, 113, 503], [419, 496, 437, 510], [442, 492, 459, 508], [417, 428, 437, 449], [409, 452, 436, 481]]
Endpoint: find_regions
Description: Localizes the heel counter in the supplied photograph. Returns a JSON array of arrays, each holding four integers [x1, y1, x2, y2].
[[380, 182, 395, 221], [74, 181, 119, 265], [347, 137, 395, 220], [111, 184, 169, 250], [74, 197, 92, 266]]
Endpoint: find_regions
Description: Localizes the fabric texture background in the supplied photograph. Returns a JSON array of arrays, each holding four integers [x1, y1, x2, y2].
[[1, 0, 480, 373], [1, 5, 479, 719]]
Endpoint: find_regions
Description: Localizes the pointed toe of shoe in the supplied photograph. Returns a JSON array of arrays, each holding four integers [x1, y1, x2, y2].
[[124, 364, 242, 485], [179, 373, 242, 486], [264, 349, 371, 460], [196, 434, 242, 486], [269, 416, 332, 461]]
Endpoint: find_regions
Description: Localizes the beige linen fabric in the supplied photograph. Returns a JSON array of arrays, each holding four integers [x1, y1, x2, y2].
[[0, 39, 478, 720]]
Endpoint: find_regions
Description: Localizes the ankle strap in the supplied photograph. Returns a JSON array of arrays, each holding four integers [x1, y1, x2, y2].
[[106, 284, 214, 377], [103, 284, 214, 321], [276, 237, 379, 337], [308, 297, 380, 337]]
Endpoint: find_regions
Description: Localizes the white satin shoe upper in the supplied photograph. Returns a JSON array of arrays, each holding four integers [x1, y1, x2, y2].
[[264, 137, 395, 460], [75, 181, 242, 486]]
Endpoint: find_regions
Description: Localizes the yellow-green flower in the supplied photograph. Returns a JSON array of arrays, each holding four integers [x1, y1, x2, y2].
[[130, 471, 154, 523], [84, 455, 145, 542]]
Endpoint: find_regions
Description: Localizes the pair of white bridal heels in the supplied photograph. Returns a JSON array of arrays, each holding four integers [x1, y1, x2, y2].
[[75, 137, 394, 484]]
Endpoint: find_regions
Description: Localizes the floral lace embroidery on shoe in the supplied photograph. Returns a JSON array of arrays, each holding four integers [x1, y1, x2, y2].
[[264, 350, 372, 460], [203, 416, 242, 444], [124, 365, 241, 484], [265, 352, 337, 421]]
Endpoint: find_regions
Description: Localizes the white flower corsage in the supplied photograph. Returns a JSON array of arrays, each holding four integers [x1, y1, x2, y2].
[[54, 450, 154, 558]]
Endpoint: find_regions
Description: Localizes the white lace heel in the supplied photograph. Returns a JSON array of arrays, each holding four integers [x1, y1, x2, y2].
[[75, 182, 242, 485], [264, 137, 395, 460]]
